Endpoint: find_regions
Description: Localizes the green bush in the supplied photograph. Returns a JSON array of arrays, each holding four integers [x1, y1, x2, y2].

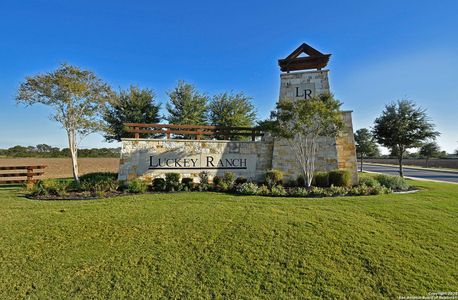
[[375, 174, 410, 191], [288, 187, 309, 197], [79, 172, 119, 193], [270, 185, 287, 196], [358, 175, 381, 188], [212, 176, 221, 186], [328, 170, 351, 187], [314, 172, 329, 187], [196, 183, 211, 192], [181, 178, 194, 189], [309, 187, 329, 197], [165, 173, 181, 192], [265, 169, 283, 187], [199, 171, 209, 185], [127, 179, 147, 194], [236, 182, 259, 195], [328, 186, 349, 196], [235, 177, 248, 185], [152, 178, 166, 192], [296, 175, 306, 187], [258, 185, 270, 196], [222, 172, 236, 186], [30, 179, 68, 197], [349, 184, 371, 196], [218, 181, 231, 192]]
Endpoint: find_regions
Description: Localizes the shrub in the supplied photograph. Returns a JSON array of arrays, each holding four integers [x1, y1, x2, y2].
[[314, 172, 329, 187], [270, 185, 287, 196], [297, 175, 306, 187], [196, 183, 211, 192], [235, 177, 248, 185], [328, 186, 349, 196], [79, 172, 119, 193], [358, 175, 381, 188], [212, 176, 222, 186], [222, 172, 236, 186], [349, 184, 371, 196], [152, 178, 166, 192], [199, 171, 209, 185], [181, 177, 194, 189], [309, 187, 329, 197], [265, 169, 283, 187], [127, 179, 147, 194], [375, 174, 410, 191], [236, 182, 259, 195], [165, 173, 181, 192], [258, 185, 270, 196], [218, 181, 231, 192], [288, 187, 309, 197], [328, 170, 351, 187], [30, 179, 68, 197], [369, 185, 391, 195]]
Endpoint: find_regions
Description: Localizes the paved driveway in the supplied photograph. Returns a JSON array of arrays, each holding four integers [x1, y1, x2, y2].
[[363, 163, 458, 183]]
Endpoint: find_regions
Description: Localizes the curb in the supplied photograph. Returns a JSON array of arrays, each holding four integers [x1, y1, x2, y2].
[[365, 163, 458, 174], [362, 170, 458, 185]]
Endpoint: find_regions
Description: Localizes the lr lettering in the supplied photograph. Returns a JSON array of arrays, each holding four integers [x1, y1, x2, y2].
[[295, 87, 313, 99]]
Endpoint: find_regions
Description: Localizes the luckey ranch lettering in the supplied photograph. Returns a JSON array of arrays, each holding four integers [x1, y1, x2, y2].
[[149, 156, 248, 170]]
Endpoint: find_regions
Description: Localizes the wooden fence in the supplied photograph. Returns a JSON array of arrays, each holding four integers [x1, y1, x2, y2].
[[124, 123, 264, 141], [0, 165, 46, 186]]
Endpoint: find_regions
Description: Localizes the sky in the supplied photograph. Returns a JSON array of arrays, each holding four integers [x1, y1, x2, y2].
[[1, 0, 457, 152]]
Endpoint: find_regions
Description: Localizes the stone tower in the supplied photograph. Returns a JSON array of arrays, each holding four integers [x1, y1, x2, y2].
[[271, 43, 358, 184]]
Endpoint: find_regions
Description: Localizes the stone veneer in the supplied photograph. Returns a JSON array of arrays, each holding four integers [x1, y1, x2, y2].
[[118, 138, 273, 182]]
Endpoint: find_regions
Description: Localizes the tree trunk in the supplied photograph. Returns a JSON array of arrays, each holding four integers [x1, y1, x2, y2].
[[360, 154, 363, 172], [67, 129, 79, 182], [426, 157, 429, 168], [398, 153, 404, 177]]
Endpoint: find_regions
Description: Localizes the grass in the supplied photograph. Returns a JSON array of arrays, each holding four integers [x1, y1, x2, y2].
[[0, 181, 457, 299]]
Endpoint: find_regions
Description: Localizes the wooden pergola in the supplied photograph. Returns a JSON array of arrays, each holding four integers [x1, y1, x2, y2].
[[278, 43, 331, 72]]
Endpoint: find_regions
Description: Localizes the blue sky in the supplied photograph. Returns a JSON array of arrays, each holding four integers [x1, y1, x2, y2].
[[1, 0, 457, 152]]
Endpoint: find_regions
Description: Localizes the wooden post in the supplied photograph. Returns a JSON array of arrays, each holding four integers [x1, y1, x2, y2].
[[166, 130, 171, 139], [26, 166, 34, 189], [134, 127, 139, 139], [251, 129, 256, 141]]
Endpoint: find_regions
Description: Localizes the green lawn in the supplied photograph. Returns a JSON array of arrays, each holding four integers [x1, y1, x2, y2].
[[1, 181, 457, 299]]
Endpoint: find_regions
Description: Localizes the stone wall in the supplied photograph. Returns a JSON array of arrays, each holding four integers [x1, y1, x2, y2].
[[271, 111, 358, 185], [118, 138, 273, 182], [279, 70, 330, 100]]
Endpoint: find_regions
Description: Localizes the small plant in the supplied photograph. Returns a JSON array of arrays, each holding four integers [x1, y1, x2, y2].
[[218, 181, 231, 192], [328, 170, 351, 187], [313, 172, 329, 187], [79, 172, 119, 193], [349, 184, 371, 196], [375, 174, 410, 191], [236, 182, 259, 195], [309, 186, 327, 197], [270, 185, 287, 196], [212, 176, 222, 186], [196, 183, 211, 192], [288, 187, 309, 197], [165, 173, 181, 192], [181, 178, 194, 189], [199, 171, 209, 185], [235, 177, 248, 185], [127, 179, 147, 194], [358, 175, 381, 188], [30, 179, 68, 197], [265, 169, 283, 188], [222, 172, 236, 186], [328, 186, 349, 196], [258, 185, 270, 196], [152, 178, 166, 192]]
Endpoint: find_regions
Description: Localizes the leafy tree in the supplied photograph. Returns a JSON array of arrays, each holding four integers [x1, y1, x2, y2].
[[103, 85, 161, 142], [266, 94, 344, 187], [419, 142, 440, 167], [208, 92, 256, 139], [373, 100, 439, 177], [16, 63, 112, 181], [166, 81, 208, 126], [354, 128, 379, 172]]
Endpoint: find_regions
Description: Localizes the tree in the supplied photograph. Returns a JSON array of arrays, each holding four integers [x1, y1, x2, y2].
[[267, 94, 344, 188], [419, 142, 440, 168], [373, 100, 439, 177], [166, 81, 208, 126], [354, 128, 379, 172], [103, 85, 161, 142], [208, 92, 256, 139], [16, 63, 112, 182]]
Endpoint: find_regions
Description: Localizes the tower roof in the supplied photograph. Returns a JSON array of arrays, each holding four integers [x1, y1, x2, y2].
[[278, 43, 331, 72]]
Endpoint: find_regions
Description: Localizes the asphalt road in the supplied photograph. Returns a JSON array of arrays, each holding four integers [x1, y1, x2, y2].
[[363, 163, 458, 183]]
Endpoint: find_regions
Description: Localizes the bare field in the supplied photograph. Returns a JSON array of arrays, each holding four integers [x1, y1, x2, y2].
[[0, 158, 119, 179]]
